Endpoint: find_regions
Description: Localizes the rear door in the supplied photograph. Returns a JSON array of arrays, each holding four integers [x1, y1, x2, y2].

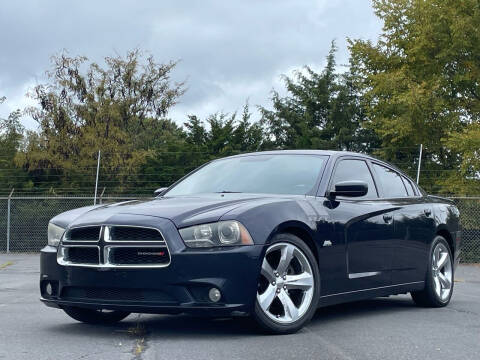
[[393, 175, 434, 284], [370, 163, 434, 285], [325, 157, 395, 292]]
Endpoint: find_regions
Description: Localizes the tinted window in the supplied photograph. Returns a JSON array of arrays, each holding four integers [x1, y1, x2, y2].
[[331, 159, 377, 199], [166, 155, 327, 196], [372, 164, 408, 198], [402, 176, 416, 196]]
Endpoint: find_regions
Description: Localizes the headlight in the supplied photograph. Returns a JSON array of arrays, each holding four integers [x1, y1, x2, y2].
[[48, 222, 65, 247], [179, 220, 253, 248]]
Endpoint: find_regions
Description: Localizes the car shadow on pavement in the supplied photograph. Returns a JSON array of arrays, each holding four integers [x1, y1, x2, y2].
[[44, 295, 418, 338], [310, 295, 417, 325]]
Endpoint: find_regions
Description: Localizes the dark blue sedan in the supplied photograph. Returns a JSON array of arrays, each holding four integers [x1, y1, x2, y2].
[[40, 150, 461, 333]]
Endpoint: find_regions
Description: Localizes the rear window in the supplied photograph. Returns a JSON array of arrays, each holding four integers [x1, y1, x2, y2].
[[372, 163, 408, 198], [402, 176, 417, 196]]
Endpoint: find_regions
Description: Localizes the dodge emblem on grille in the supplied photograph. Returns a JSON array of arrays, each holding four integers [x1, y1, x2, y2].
[[137, 251, 165, 256]]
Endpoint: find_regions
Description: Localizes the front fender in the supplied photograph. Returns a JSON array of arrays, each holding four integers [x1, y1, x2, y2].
[[220, 198, 330, 248]]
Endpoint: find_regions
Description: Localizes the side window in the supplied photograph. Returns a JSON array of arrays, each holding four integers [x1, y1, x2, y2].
[[402, 176, 416, 196], [372, 163, 408, 198], [331, 159, 377, 199]]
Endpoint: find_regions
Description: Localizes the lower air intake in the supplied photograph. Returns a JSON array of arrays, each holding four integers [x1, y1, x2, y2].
[[61, 287, 176, 303], [108, 247, 170, 266]]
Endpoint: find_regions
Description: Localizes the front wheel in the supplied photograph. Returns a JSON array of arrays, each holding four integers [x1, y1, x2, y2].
[[63, 306, 131, 324], [253, 234, 320, 334], [411, 235, 454, 307]]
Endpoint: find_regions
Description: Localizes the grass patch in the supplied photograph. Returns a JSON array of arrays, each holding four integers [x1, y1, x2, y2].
[[134, 338, 145, 356], [0, 261, 13, 270]]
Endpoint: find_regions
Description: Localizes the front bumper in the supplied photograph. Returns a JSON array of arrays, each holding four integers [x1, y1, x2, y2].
[[40, 242, 264, 316]]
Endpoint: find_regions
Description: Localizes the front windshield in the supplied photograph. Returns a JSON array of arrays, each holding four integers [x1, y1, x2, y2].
[[165, 154, 327, 196]]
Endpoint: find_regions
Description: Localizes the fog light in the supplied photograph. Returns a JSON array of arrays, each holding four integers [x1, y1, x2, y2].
[[208, 288, 221, 302], [45, 282, 53, 296]]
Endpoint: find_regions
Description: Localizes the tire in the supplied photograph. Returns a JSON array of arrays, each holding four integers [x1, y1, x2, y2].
[[253, 233, 320, 334], [63, 306, 130, 324], [411, 235, 454, 307]]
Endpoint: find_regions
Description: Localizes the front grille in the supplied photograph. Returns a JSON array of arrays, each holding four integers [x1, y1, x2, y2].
[[61, 287, 176, 303], [64, 247, 99, 264], [109, 226, 163, 241], [65, 226, 101, 241], [58, 225, 170, 268], [108, 247, 169, 265]]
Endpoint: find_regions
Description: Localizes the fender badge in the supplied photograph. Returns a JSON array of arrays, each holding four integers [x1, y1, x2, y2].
[[323, 240, 332, 247]]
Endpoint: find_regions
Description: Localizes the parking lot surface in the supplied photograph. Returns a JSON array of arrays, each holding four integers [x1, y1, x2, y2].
[[0, 254, 479, 360]]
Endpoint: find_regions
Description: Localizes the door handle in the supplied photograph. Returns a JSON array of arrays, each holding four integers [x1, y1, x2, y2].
[[383, 214, 393, 223], [424, 209, 432, 217]]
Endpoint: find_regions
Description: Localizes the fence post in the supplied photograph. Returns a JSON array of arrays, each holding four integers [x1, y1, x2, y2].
[[94, 150, 101, 206], [99, 187, 106, 205], [6, 188, 14, 253], [416, 144, 423, 184]]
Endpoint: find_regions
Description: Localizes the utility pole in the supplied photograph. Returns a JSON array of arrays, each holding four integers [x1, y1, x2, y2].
[[416, 144, 423, 184], [94, 150, 101, 205]]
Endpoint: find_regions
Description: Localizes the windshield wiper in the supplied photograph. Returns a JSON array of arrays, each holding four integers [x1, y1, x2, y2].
[[215, 190, 243, 193]]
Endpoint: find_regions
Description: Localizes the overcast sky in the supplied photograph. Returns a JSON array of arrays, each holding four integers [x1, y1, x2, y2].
[[0, 0, 381, 129]]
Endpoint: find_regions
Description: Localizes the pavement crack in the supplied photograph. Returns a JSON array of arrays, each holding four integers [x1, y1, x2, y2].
[[73, 351, 102, 360], [303, 326, 355, 360], [129, 314, 149, 360], [447, 306, 480, 317]]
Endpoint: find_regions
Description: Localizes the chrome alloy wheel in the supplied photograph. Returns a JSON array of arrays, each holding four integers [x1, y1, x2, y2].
[[256, 242, 315, 324], [432, 242, 453, 301]]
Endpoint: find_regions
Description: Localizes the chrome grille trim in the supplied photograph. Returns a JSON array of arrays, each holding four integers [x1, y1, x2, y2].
[[57, 245, 101, 266], [104, 225, 166, 243], [62, 225, 101, 243], [57, 225, 171, 268]]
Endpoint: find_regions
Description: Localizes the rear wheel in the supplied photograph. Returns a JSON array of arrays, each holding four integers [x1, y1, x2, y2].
[[411, 236, 453, 307], [253, 234, 320, 334], [63, 306, 130, 324]]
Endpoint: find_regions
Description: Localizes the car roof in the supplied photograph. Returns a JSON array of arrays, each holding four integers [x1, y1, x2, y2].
[[224, 149, 411, 180], [226, 149, 375, 161]]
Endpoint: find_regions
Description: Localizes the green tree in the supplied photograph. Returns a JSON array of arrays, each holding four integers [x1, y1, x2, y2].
[[185, 103, 264, 156], [18, 50, 186, 194], [349, 0, 480, 194], [0, 98, 31, 195], [138, 103, 264, 190], [260, 42, 378, 152]]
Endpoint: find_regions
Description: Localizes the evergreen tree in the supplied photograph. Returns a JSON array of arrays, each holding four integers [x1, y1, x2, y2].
[[260, 42, 378, 152]]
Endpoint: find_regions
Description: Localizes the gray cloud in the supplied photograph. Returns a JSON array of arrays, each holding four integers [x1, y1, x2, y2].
[[0, 0, 381, 128]]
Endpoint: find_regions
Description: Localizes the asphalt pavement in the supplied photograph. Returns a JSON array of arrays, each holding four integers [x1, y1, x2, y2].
[[0, 254, 479, 360]]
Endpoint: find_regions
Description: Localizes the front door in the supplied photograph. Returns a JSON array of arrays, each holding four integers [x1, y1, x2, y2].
[[326, 158, 395, 293]]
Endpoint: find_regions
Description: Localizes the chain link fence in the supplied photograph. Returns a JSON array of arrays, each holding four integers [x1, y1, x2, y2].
[[0, 195, 479, 262], [451, 197, 480, 263], [0, 196, 146, 252], [0, 198, 7, 252]]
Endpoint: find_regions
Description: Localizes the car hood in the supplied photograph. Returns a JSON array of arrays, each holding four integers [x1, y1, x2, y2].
[[52, 193, 296, 229]]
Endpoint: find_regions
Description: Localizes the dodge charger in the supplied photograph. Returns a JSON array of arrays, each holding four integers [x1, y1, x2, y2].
[[40, 150, 461, 333]]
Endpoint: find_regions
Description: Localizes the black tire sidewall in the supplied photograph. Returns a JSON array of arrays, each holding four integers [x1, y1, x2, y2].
[[253, 233, 320, 334]]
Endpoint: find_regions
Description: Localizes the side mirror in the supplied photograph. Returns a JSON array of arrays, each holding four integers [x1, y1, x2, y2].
[[328, 181, 368, 199], [154, 187, 168, 197]]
